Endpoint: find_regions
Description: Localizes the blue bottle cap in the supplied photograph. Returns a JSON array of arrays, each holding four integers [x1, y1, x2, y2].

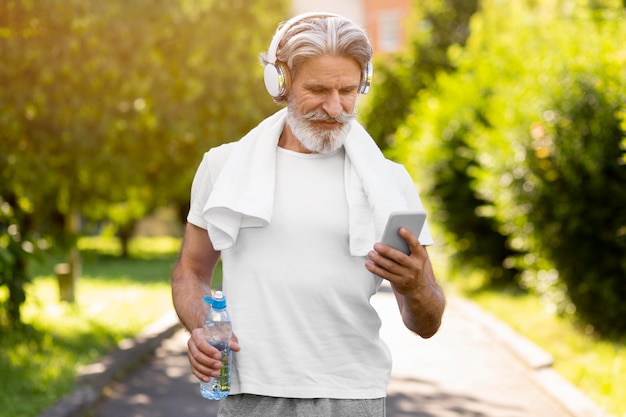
[[212, 291, 227, 309], [203, 295, 213, 306]]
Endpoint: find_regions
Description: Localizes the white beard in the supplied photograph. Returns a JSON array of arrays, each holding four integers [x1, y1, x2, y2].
[[286, 101, 356, 154]]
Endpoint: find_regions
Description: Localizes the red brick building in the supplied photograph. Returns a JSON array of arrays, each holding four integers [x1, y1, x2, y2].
[[362, 0, 412, 53]]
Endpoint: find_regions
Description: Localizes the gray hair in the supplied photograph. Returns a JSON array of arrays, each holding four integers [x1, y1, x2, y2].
[[261, 15, 373, 103]]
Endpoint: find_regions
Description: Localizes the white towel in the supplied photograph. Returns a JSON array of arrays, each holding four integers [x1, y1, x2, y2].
[[202, 108, 409, 256]]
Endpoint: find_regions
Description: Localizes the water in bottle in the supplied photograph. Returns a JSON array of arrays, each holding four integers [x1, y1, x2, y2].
[[200, 291, 232, 400]]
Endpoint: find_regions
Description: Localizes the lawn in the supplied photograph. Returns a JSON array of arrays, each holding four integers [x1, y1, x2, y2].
[[0, 236, 186, 417]]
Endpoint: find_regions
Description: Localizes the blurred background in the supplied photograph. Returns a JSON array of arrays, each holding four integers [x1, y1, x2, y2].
[[1, 0, 625, 416]]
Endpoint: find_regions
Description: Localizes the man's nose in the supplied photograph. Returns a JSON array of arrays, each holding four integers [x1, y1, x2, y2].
[[322, 90, 342, 118]]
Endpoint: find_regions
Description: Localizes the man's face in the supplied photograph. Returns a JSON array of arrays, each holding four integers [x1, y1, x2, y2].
[[286, 55, 361, 153]]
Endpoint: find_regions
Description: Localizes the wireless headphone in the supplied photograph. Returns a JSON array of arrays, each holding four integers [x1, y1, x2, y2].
[[263, 12, 373, 99]]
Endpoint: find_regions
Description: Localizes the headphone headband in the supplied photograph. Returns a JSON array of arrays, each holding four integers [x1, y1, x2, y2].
[[264, 12, 372, 98], [266, 12, 341, 65]]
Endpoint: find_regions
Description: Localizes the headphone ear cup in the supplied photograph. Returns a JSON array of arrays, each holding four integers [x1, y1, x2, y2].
[[264, 64, 282, 97], [264, 62, 291, 98], [360, 61, 373, 95]]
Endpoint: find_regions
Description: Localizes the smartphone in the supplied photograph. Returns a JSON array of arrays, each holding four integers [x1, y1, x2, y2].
[[381, 210, 427, 254]]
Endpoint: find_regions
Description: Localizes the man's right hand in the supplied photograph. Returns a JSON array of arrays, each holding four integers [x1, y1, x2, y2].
[[187, 328, 240, 381]]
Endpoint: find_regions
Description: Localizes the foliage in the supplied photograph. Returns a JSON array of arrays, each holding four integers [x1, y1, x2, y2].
[[0, 195, 47, 328], [359, 0, 479, 149], [0, 0, 289, 325], [0, 0, 287, 214], [522, 77, 626, 334], [360, 0, 516, 286], [395, 0, 626, 335]]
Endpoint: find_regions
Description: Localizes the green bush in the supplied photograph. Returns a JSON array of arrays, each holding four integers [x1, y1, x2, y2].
[[394, 0, 626, 335], [523, 77, 626, 336], [390, 77, 520, 287]]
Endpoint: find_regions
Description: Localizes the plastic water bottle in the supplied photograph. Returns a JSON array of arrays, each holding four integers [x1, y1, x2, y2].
[[199, 291, 232, 400]]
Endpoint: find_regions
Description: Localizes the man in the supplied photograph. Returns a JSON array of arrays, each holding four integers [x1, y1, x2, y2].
[[172, 12, 445, 417]]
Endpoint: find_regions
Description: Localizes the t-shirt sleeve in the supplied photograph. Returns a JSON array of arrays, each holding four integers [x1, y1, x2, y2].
[[391, 162, 435, 246], [187, 143, 235, 229], [187, 152, 213, 229]]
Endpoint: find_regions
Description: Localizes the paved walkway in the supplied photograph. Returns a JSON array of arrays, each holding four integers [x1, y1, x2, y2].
[[88, 287, 607, 417]]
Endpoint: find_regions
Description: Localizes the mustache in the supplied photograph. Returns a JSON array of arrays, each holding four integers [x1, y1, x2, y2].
[[301, 109, 356, 124]]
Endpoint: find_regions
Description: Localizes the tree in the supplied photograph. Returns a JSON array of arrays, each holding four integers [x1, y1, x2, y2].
[[0, 0, 289, 325]]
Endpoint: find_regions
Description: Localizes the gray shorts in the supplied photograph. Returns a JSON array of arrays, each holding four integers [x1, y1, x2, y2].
[[217, 394, 386, 417]]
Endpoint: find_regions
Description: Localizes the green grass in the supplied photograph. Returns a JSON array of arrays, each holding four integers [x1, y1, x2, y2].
[[0, 236, 183, 417], [441, 264, 626, 417], [464, 290, 625, 417]]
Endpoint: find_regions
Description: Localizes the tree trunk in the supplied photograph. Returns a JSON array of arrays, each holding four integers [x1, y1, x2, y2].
[[118, 221, 135, 258], [62, 209, 82, 303]]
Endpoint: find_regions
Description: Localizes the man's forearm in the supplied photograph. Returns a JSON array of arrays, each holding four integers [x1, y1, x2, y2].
[[399, 279, 445, 338], [171, 264, 211, 331]]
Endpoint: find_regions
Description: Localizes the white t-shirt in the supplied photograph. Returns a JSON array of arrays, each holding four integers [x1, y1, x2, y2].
[[188, 144, 431, 399]]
